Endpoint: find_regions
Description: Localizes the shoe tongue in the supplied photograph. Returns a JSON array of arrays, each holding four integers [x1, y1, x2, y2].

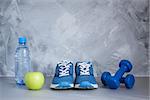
[[56, 61, 73, 77], [76, 61, 93, 75]]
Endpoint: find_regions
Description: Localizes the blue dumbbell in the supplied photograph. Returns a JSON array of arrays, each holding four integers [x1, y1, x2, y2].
[[101, 60, 133, 89], [120, 74, 135, 89], [101, 72, 135, 89]]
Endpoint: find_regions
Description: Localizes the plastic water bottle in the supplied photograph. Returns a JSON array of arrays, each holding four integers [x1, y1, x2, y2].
[[15, 37, 31, 85]]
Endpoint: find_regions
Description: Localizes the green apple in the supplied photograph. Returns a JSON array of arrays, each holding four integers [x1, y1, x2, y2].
[[25, 72, 45, 90]]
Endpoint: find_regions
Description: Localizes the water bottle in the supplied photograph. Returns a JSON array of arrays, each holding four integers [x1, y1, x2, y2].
[[15, 37, 31, 85]]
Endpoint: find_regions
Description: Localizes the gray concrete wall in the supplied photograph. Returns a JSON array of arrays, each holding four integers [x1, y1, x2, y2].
[[0, 0, 149, 76]]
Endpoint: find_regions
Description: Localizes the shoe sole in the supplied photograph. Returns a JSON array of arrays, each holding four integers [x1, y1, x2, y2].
[[74, 84, 98, 89], [50, 84, 74, 89]]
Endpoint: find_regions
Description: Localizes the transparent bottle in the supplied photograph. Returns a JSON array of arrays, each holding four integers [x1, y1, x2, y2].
[[15, 37, 31, 85]]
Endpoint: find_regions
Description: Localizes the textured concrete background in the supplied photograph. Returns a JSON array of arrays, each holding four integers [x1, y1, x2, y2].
[[0, 0, 149, 76]]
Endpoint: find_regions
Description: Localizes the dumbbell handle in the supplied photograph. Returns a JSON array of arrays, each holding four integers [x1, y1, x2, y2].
[[120, 77, 125, 83], [120, 75, 135, 83], [113, 65, 127, 80]]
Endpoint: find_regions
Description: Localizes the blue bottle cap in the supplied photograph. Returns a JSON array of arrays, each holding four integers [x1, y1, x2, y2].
[[19, 37, 26, 44]]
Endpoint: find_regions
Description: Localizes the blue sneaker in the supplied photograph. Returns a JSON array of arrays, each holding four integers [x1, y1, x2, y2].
[[75, 61, 98, 89], [50, 60, 74, 89]]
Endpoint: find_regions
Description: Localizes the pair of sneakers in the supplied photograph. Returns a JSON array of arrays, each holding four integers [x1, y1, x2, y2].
[[50, 60, 98, 89]]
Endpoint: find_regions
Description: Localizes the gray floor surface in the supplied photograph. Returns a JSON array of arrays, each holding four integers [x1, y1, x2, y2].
[[0, 77, 149, 100]]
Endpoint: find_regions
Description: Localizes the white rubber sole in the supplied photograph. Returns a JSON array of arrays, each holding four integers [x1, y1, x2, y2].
[[50, 84, 74, 89], [74, 84, 98, 89]]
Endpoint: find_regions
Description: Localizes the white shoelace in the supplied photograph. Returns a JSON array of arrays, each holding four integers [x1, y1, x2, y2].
[[59, 61, 71, 77], [79, 62, 91, 75]]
